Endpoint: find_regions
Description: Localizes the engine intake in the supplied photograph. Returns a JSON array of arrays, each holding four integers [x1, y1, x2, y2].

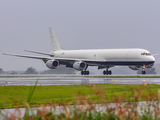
[[73, 61, 87, 71], [46, 60, 59, 69]]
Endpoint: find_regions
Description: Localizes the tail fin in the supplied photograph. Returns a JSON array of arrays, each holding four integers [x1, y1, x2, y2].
[[49, 27, 61, 51]]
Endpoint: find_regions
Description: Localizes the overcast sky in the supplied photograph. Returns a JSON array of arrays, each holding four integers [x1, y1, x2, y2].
[[0, 1, 160, 71]]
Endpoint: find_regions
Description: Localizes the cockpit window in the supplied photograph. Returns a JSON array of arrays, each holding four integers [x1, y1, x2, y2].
[[141, 52, 151, 56]]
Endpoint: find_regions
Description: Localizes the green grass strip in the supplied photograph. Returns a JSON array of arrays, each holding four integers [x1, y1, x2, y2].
[[0, 84, 160, 108]]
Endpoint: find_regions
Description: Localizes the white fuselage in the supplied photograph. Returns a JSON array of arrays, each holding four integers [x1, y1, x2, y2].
[[3, 27, 156, 75], [54, 48, 155, 66]]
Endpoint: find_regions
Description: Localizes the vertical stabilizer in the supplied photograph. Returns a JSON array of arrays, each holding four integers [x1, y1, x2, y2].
[[49, 27, 61, 51]]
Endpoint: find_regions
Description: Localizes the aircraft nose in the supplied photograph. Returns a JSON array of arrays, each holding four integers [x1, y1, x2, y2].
[[151, 56, 155, 62]]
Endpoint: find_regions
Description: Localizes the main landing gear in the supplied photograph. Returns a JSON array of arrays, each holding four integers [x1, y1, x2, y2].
[[103, 68, 112, 75], [142, 65, 146, 74], [81, 70, 89, 75]]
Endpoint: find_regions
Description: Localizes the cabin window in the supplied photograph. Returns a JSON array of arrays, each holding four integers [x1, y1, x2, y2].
[[141, 52, 151, 56]]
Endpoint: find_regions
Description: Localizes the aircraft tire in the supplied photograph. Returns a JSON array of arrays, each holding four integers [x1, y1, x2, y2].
[[86, 71, 89, 75], [142, 71, 146, 74], [109, 71, 112, 75], [103, 70, 106, 75], [81, 71, 84, 75], [81, 71, 90, 75]]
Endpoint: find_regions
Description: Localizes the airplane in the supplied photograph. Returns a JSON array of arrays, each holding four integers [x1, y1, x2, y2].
[[3, 27, 155, 75]]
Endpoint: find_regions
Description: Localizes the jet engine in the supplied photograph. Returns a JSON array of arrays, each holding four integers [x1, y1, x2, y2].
[[128, 66, 140, 70], [46, 60, 59, 69], [73, 61, 87, 71]]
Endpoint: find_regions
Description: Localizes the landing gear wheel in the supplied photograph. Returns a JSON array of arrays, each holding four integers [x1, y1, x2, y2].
[[103, 70, 106, 75], [106, 72, 108, 75], [86, 71, 89, 75], [142, 71, 146, 74], [109, 71, 112, 75], [81, 71, 84, 75], [81, 71, 89, 75], [103, 70, 112, 75]]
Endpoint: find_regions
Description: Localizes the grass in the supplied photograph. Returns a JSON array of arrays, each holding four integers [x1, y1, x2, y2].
[[1, 82, 160, 119], [0, 85, 88, 108], [0, 84, 160, 109]]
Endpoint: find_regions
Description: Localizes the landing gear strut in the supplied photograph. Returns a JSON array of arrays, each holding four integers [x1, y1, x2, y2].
[[81, 65, 89, 75], [103, 68, 112, 75], [142, 65, 146, 74], [81, 71, 89, 75]]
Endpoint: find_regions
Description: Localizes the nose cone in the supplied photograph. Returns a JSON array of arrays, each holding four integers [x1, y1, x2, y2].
[[152, 56, 155, 62], [151, 56, 155, 65]]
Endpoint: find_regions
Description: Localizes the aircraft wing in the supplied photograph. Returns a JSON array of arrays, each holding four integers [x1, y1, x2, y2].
[[3, 53, 106, 66], [3, 53, 53, 63], [24, 50, 54, 57], [23, 50, 103, 63]]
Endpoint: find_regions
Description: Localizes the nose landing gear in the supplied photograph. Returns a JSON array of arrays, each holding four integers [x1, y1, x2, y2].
[[142, 65, 146, 74]]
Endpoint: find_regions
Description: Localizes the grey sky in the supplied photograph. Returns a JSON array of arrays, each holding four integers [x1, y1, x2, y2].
[[0, 1, 160, 71]]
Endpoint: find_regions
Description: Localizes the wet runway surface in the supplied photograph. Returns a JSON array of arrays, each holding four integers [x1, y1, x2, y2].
[[0, 75, 160, 85]]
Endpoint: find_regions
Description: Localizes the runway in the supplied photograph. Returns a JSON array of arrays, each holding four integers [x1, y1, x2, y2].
[[0, 75, 160, 85]]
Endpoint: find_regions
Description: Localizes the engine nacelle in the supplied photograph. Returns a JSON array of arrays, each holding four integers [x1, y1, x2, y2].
[[46, 60, 59, 69], [129, 66, 140, 70], [73, 61, 87, 71]]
